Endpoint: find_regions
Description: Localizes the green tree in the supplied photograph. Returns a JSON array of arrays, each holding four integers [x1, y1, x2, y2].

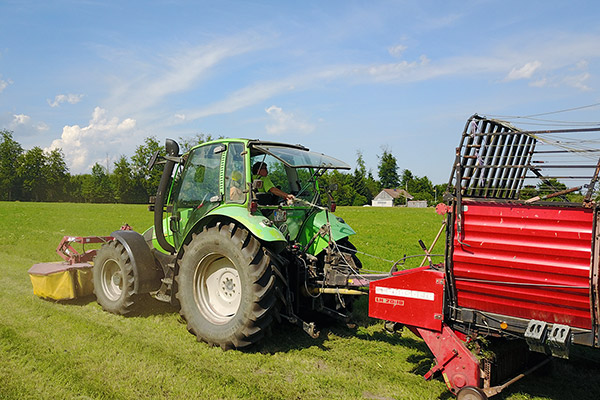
[[131, 136, 164, 202], [112, 156, 136, 203], [434, 183, 449, 203], [365, 171, 381, 204], [378, 148, 399, 189], [91, 163, 114, 203], [17, 147, 46, 201], [399, 168, 437, 205], [0, 130, 24, 201], [400, 169, 414, 191], [67, 174, 88, 202], [79, 174, 96, 203], [352, 151, 371, 205], [44, 148, 69, 202]]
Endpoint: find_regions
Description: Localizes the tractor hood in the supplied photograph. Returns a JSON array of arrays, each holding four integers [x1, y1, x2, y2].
[[297, 210, 356, 255]]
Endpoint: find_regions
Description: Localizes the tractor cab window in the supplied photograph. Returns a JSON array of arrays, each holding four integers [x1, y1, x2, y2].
[[172, 144, 223, 247], [176, 144, 221, 207], [250, 144, 350, 206], [250, 153, 316, 204], [225, 142, 246, 204]]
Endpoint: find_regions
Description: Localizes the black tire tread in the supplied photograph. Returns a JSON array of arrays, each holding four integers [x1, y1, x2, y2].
[[176, 223, 278, 349], [93, 240, 140, 315]]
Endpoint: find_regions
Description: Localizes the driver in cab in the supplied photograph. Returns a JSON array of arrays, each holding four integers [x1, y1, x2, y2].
[[252, 162, 295, 203]]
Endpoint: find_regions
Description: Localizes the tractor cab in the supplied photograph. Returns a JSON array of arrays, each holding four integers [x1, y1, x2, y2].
[[247, 141, 351, 241], [156, 139, 352, 252]]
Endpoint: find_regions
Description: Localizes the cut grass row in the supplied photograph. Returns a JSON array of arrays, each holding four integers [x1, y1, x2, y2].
[[1, 202, 599, 399]]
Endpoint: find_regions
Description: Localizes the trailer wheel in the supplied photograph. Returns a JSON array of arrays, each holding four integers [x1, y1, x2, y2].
[[93, 240, 142, 315], [176, 223, 277, 349], [457, 386, 487, 400]]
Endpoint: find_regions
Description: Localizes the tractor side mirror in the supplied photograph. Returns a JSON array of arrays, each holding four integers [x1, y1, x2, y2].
[[213, 144, 227, 154], [328, 183, 338, 192], [147, 150, 160, 170], [165, 139, 180, 156]]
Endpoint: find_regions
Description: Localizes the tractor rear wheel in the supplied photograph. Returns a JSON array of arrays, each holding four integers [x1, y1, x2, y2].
[[93, 240, 143, 315], [176, 223, 277, 349]]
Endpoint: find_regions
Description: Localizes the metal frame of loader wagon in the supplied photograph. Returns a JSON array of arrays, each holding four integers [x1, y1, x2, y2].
[[370, 115, 600, 399]]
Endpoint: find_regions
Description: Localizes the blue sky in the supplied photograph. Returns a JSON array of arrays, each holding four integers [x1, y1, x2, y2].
[[1, 0, 600, 184]]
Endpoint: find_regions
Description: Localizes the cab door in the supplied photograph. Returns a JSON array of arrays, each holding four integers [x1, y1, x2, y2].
[[171, 143, 225, 249]]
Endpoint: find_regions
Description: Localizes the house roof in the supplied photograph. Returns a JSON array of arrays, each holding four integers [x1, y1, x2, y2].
[[380, 188, 414, 200]]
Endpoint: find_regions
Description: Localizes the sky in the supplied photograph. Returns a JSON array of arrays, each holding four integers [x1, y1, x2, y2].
[[1, 0, 600, 185]]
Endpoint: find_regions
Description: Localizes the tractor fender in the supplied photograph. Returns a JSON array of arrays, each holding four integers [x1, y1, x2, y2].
[[111, 230, 163, 294], [182, 205, 287, 251]]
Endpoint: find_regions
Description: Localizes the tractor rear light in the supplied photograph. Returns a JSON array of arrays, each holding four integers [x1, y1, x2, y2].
[[250, 201, 258, 213], [330, 202, 336, 212]]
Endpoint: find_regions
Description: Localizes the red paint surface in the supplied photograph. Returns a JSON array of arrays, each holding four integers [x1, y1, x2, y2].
[[369, 266, 445, 331], [453, 201, 594, 329], [411, 324, 482, 393]]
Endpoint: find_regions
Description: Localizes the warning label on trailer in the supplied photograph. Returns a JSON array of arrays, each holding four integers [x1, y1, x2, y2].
[[374, 297, 404, 306], [375, 286, 435, 301]]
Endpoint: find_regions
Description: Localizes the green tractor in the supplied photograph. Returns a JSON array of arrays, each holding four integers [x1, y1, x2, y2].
[[93, 138, 364, 349]]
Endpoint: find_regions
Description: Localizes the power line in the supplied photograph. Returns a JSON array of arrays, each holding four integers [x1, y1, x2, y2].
[[522, 102, 600, 118], [487, 102, 600, 126]]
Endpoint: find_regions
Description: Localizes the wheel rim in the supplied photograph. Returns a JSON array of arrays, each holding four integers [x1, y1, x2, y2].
[[194, 253, 242, 324], [457, 387, 487, 400], [100, 258, 123, 301]]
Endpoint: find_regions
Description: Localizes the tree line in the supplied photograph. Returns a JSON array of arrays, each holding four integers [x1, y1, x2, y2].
[[3, 129, 573, 206], [0, 129, 445, 206]]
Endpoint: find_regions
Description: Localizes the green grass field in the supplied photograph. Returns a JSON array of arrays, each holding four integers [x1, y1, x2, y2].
[[1, 202, 599, 399]]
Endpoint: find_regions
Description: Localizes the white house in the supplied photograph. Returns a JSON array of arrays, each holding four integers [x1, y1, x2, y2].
[[371, 188, 413, 207]]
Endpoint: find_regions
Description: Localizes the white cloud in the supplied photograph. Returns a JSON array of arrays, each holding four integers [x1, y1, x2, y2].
[[366, 55, 432, 82], [36, 122, 49, 132], [564, 72, 591, 91], [5, 113, 49, 135], [527, 71, 592, 91], [47, 93, 84, 107], [185, 79, 297, 120], [47, 107, 136, 172], [530, 78, 548, 88], [105, 36, 264, 117], [150, 32, 600, 126], [13, 114, 30, 125], [505, 61, 542, 81], [388, 44, 408, 58], [575, 60, 588, 70], [0, 74, 12, 93], [265, 105, 314, 135]]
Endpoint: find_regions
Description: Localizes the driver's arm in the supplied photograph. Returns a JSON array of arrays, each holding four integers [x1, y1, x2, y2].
[[269, 186, 295, 201]]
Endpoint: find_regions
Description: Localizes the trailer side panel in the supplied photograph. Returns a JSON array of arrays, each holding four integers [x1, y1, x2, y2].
[[453, 200, 594, 329]]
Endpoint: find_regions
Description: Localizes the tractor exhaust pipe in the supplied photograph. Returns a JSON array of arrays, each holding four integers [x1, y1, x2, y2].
[[153, 139, 180, 254]]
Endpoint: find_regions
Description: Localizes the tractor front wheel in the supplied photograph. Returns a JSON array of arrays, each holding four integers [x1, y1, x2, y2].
[[176, 223, 278, 350], [93, 240, 142, 315]]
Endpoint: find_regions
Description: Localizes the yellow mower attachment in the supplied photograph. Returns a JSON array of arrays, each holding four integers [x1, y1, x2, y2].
[[29, 235, 114, 300], [28, 262, 94, 300]]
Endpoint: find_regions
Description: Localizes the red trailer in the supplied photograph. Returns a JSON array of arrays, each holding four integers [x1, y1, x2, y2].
[[369, 115, 600, 399]]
